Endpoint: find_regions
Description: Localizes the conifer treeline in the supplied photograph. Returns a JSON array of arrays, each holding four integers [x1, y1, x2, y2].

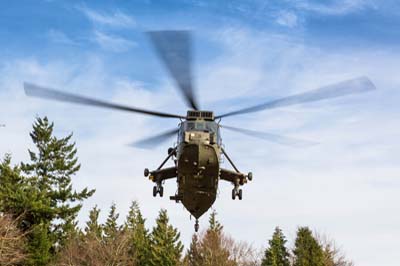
[[0, 117, 353, 265]]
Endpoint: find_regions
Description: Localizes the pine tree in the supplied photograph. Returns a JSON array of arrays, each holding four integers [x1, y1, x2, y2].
[[125, 200, 151, 266], [85, 205, 103, 239], [262, 227, 290, 266], [209, 210, 223, 233], [186, 233, 201, 266], [20, 117, 95, 244], [103, 203, 120, 241], [0, 154, 54, 265], [0, 154, 32, 218], [150, 209, 183, 266], [197, 210, 235, 266], [293, 227, 324, 266], [26, 222, 53, 266], [0, 117, 94, 265]]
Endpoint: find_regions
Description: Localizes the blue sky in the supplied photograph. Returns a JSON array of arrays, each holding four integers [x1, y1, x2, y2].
[[1, 1, 400, 265]]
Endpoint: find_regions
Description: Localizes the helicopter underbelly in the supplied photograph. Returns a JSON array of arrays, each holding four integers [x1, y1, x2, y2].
[[177, 143, 219, 219]]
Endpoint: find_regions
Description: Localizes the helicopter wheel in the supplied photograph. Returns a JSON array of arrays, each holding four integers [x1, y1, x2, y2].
[[159, 186, 164, 197], [238, 189, 243, 200], [247, 172, 253, 181], [144, 168, 150, 177], [232, 189, 236, 200], [152, 186, 157, 197]]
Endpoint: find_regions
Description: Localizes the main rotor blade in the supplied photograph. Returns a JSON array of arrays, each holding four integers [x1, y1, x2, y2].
[[221, 125, 317, 147], [24, 83, 185, 119], [131, 128, 179, 149], [216, 77, 376, 118], [147, 30, 199, 110]]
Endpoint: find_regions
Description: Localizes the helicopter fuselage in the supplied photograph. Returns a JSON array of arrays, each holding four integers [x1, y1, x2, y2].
[[146, 111, 251, 228], [175, 119, 221, 219]]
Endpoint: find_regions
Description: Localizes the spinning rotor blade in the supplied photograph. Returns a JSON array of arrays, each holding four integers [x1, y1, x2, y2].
[[217, 77, 376, 118], [24, 83, 185, 119], [147, 30, 199, 110], [132, 128, 179, 149], [221, 125, 317, 147]]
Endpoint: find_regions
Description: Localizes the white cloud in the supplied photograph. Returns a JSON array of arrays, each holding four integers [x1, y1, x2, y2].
[[276, 10, 299, 28], [77, 5, 136, 28], [93, 30, 136, 52]]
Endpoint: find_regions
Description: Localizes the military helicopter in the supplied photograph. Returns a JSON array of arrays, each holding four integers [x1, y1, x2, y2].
[[24, 31, 376, 231]]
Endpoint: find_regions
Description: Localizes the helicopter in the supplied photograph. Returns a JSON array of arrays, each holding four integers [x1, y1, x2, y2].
[[24, 31, 376, 231]]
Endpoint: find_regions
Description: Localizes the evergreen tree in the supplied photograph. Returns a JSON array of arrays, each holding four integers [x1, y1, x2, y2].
[[26, 222, 53, 266], [1, 117, 94, 265], [262, 227, 290, 266], [186, 233, 201, 266], [197, 210, 235, 266], [103, 203, 120, 241], [21, 117, 95, 236], [85, 205, 103, 239], [293, 227, 324, 266], [150, 209, 183, 266], [125, 200, 151, 266], [209, 209, 223, 233], [0, 154, 32, 218], [0, 155, 54, 265]]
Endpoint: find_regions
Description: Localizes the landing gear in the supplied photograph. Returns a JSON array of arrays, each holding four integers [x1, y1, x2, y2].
[[146, 147, 177, 198], [152, 184, 164, 197], [144, 168, 150, 177], [247, 172, 253, 181], [231, 187, 243, 200], [194, 219, 199, 232]]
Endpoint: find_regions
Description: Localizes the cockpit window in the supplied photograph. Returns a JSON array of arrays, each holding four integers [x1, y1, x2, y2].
[[180, 121, 221, 144], [205, 122, 218, 133], [195, 122, 205, 130], [186, 122, 195, 130]]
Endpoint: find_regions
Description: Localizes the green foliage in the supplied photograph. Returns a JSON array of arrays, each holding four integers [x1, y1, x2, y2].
[[26, 223, 53, 266], [150, 209, 183, 266], [85, 205, 103, 239], [186, 234, 201, 266], [262, 226, 290, 266], [0, 117, 94, 265], [209, 209, 223, 233], [0, 154, 37, 224], [196, 211, 235, 266], [293, 227, 324, 266], [125, 200, 151, 266], [103, 203, 121, 241]]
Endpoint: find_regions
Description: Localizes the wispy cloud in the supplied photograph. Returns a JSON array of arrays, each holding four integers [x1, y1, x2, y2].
[[293, 0, 377, 16], [77, 5, 136, 28], [93, 30, 136, 52], [47, 29, 79, 46]]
